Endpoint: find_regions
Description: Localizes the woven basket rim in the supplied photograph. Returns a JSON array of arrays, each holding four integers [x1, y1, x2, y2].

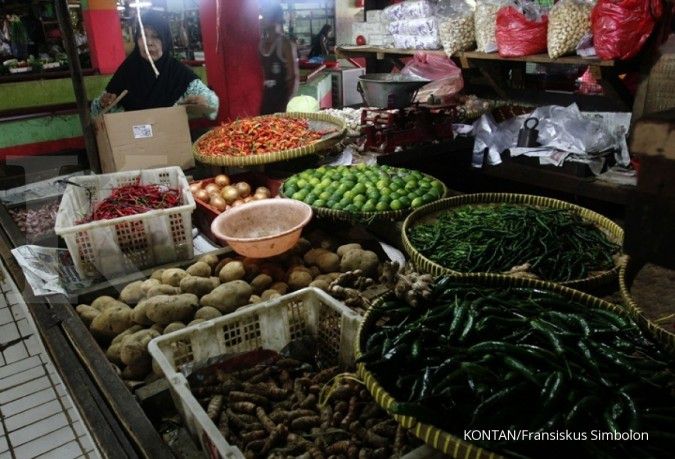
[[279, 167, 449, 223], [192, 112, 347, 167], [401, 193, 624, 289], [355, 273, 647, 457]]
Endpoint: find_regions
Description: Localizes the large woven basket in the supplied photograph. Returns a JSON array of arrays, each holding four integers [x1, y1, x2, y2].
[[619, 256, 675, 352], [356, 273, 653, 458], [193, 112, 347, 167], [401, 193, 624, 291], [279, 171, 448, 223]]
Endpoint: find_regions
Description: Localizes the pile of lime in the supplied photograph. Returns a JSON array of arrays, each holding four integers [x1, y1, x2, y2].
[[282, 165, 445, 213]]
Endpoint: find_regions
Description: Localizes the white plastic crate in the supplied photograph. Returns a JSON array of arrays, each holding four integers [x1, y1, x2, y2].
[[149, 287, 362, 459], [54, 166, 195, 279]]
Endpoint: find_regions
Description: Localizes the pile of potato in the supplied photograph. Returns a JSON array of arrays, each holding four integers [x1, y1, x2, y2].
[[76, 234, 384, 382]]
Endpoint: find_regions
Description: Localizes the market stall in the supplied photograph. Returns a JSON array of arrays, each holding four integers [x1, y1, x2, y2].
[[0, 1, 674, 458]]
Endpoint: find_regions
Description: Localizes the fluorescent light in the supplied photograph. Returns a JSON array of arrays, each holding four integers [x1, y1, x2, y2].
[[129, 1, 152, 7]]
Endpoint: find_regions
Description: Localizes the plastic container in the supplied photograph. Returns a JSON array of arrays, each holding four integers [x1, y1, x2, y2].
[[148, 287, 362, 459], [210, 198, 312, 258], [54, 166, 195, 279]]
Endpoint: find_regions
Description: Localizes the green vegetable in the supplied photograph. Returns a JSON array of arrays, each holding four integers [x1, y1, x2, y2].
[[408, 204, 620, 282]]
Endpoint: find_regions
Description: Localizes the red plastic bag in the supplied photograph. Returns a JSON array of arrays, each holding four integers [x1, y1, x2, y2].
[[495, 6, 548, 57], [400, 52, 463, 81], [591, 0, 662, 60]]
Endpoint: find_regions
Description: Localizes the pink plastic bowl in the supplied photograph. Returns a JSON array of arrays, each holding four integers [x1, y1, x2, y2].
[[210, 198, 313, 258]]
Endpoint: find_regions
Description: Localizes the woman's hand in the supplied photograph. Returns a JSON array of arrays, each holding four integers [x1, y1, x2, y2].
[[180, 95, 208, 107], [100, 92, 118, 109]]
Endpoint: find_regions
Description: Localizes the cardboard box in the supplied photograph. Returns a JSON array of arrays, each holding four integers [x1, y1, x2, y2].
[[94, 106, 194, 173]]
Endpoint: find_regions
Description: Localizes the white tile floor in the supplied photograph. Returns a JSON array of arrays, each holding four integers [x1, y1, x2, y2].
[[0, 266, 100, 459]]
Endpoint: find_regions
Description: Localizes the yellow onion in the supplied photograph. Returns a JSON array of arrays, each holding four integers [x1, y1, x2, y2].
[[195, 189, 210, 202], [205, 183, 220, 195], [214, 174, 230, 187], [189, 182, 202, 193], [235, 181, 251, 198], [253, 192, 268, 200], [221, 185, 239, 203], [254, 186, 271, 198], [243, 196, 254, 203], [232, 199, 245, 207], [210, 196, 227, 211]]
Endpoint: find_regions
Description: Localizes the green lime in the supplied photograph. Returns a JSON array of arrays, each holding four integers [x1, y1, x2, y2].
[[353, 194, 366, 204], [284, 186, 297, 197], [422, 192, 436, 203], [404, 180, 418, 191], [376, 201, 388, 212], [366, 190, 380, 200], [319, 191, 332, 201], [411, 197, 424, 208], [309, 177, 320, 186], [292, 191, 307, 201], [353, 183, 367, 194], [339, 197, 351, 207], [343, 190, 355, 200], [398, 196, 411, 208], [313, 199, 326, 208], [390, 199, 402, 211], [296, 179, 308, 188], [304, 193, 317, 204], [362, 201, 376, 212], [345, 204, 358, 213], [326, 199, 337, 208]]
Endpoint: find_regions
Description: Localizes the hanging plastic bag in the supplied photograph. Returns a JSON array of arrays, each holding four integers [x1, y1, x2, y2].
[[495, 3, 548, 57], [388, 17, 439, 36], [475, 0, 509, 53], [383, 0, 435, 22], [548, 0, 594, 59], [591, 0, 662, 60], [436, 0, 476, 57]]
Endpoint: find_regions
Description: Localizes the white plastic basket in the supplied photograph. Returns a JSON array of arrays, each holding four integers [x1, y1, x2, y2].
[[54, 166, 196, 279], [149, 287, 362, 459]]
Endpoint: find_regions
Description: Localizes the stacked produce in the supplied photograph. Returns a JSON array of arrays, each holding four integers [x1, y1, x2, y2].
[[77, 233, 387, 381], [196, 117, 324, 157], [189, 174, 272, 212], [77, 182, 181, 223], [189, 351, 420, 458], [8, 200, 60, 242], [358, 279, 675, 458], [407, 204, 620, 281], [282, 165, 445, 213], [547, 0, 593, 59]]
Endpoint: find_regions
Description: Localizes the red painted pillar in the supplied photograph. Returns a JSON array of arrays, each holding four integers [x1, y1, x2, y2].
[[200, 0, 263, 121], [82, 0, 126, 74]]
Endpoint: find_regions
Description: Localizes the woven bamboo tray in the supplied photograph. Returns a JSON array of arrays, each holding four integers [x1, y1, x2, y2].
[[356, 273, 649, 458], [192, 112, 347, 167], [401, 193, 624, 291], [279, 171, 448, 223], [619, 256, 675, 352]]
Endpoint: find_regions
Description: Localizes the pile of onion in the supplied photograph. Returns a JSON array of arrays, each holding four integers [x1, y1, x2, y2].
[[189, 174, 272, 212]]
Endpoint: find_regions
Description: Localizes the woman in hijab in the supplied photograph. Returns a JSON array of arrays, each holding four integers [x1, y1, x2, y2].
[[308, 24, 332, 58], [91, 11, 218, 119]]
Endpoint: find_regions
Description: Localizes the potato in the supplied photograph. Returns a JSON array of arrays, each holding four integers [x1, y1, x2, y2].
[[288, 265, 311, 276], [200, 280, 252, 314], [194, 306, 221, 321], [316, 252, 340, 273], [219, 261, 246, 282], [144, 294, 199, 324], [76, 305, 100, 327], [106, 325, 143, 364], [146, 285, 181, 298], [249, 295, 262, 304], [150, 323, 164, 334], [122, 360, 152, 380], [180, 275, 216, 297], [119, 281, 145, 305], [141, 278, 161, 295], [309, 279, 330, 291], [242, 258, 261, 278], [270, 282, 289, 294], [261, 289, 282, 301], [340, 249, 379, 277], [90, 306, 134, 338], [303, 248, 331, 266], [260, 263, 286, 282], [131, 300, 154, 326], [186, 261, 212, 278], [214, 257, 234, 277], [337, 243, 362, 258], [209, 277, 221, 289], [162, 268, 188, 287], [250, 274, 273, 294], [288, 270, 312, 290], [287, 255, 305, 267], [150, 269, 165, 281], [188, 319, 205, 327], [163, 322, 186, 334], [120, 329, 160, 366], [91, 296, 121, 311], [198, 254, 220, 268], [314, 274, 336, 284], [309, 266, 321, 279]]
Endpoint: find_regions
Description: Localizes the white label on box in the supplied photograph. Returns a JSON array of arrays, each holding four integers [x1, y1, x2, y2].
[[132, 124, 153, 139]]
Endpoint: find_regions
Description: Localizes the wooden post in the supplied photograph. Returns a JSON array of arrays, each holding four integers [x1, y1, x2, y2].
[[54, 0, 101, 172]]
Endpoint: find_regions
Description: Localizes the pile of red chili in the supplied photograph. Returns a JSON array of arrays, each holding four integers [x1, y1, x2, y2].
[[78, 183, 181, 223], [196, 116, 324, 157]]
